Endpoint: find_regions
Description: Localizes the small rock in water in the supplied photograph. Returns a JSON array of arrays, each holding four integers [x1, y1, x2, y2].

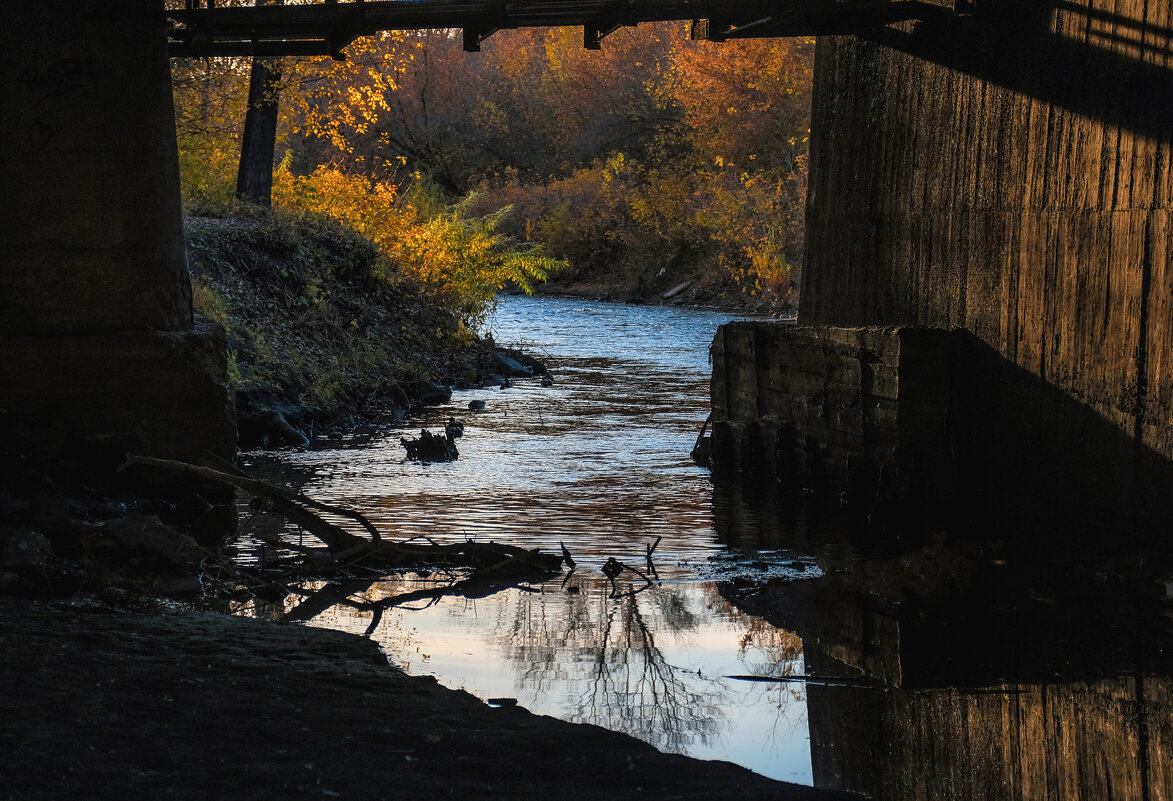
[[541, 375, 554, 387], [494, 352, 534, 378], [468, 399, 486, 411]]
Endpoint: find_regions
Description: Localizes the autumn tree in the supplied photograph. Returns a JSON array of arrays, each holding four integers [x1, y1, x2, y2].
[[175, 18, 813, 311], [234, 0, 284, 205]]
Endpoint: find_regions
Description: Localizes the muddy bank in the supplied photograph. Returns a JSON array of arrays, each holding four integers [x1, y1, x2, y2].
[[0, 598, 849, 801], [184, 213, 521, 447]]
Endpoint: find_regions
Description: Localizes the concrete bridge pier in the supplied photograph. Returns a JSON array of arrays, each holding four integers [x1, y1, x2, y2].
[[710, 0, 1173, 532], [0, 0, 235, 468]]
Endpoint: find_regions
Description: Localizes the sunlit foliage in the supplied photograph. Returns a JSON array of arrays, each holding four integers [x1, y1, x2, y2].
[[291, 25, 813, 307], [174, 22, 812, 311], [171, 57, 251, 210], [271, 161, 565, 327]]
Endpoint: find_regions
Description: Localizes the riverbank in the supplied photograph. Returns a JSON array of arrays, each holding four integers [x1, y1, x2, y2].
[[540, 272, 794, 316], [185, 212, 511, 447], [0, 597, 851, 801], [0, 221, 824, 799]]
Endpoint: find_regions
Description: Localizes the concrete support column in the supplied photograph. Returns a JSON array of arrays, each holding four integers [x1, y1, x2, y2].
[[0, 0, 235, 464], [1, 0, 192, 334]]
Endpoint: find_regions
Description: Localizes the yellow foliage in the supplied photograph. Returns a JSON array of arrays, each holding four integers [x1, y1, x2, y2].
[[272, 162, 564, 327]]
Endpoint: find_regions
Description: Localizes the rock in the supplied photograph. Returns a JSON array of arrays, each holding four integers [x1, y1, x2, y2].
[[498, 348, 548, 376], [100, 514, 207, 571], [2, 529, 54, 567], [155, 575, 206, 596], [238, 409, 309, 449], [404, 379, 453, 407], [494, 352, 534, 378], [541, 375, 555, 387], [468, 400, 486, 411], [690, 435, 712, 467], [32, 492, 84, 528]]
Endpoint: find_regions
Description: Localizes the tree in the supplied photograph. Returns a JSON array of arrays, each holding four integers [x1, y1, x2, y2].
[[236, 40, 283, 205]]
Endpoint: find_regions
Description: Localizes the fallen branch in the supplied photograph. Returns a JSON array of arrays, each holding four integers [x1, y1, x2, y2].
[[602, 557, 655, 598], [123, 454, 566, 601], [122, 454, 379, 550], [645, 536, 661, 579]]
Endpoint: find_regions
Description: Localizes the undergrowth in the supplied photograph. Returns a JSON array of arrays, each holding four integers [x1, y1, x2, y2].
[[185, 209, 493, 416]]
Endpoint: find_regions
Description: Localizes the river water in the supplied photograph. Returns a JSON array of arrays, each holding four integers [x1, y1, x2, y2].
[[237, 294, 1173, 798], [238, 295, 815, 783]]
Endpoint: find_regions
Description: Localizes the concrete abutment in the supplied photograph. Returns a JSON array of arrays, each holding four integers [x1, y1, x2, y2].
[[713, 0, 1173, 529]]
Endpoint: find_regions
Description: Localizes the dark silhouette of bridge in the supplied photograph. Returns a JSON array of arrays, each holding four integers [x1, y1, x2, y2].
[[169, 0, 1173, 137], [166, 0, 936, 54], [4, 0, 1172, 527]]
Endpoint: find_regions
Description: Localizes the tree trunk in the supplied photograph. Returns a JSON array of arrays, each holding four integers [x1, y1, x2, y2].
[[235, 0, 283, 206]]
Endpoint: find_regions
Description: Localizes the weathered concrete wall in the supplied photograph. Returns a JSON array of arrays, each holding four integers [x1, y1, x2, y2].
[[1, 0, 193, 334], [710, 320, 1173, 527], [709, 323, 958, 520], [807, 677, 1172, 801], [0, 0, 235, 464], [802, 1, 1173, 466]]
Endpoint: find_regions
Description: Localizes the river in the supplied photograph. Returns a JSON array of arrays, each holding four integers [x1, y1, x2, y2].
[[236, 294, 1173, 798], [238, 295, 814, 784]]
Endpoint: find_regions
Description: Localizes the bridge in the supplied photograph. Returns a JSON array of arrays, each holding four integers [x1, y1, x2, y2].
[[2, 0, 1172, 530], [165, 0, 941, 54]]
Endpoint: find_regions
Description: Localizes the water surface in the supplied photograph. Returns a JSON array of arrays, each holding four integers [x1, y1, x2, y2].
[[239, 295, 815, 783], [238, 295, 1173, 799]]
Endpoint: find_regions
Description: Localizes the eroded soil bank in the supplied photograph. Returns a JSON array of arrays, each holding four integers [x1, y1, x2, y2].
[[0, 598, 848, 801]]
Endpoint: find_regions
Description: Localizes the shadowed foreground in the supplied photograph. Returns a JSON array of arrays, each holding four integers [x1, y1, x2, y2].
[[0, 599, 847, 801]]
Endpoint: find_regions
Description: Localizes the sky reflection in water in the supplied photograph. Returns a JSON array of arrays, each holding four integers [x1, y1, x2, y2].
[[239, 296, 814, 783]]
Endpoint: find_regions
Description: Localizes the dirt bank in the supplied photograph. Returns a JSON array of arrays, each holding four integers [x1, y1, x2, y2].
[[0, 598, 850, 801]]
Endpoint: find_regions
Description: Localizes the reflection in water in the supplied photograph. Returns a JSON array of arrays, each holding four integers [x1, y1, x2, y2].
[[235, 295, 1173, 796], [288, 571, 811, 777], [237, 296, 814, 783], [718, 481, 1173, 800], [495, 582, 723, 751]]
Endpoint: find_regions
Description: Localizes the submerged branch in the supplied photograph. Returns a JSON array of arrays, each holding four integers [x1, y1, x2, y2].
[[123, 454, 378, 550]]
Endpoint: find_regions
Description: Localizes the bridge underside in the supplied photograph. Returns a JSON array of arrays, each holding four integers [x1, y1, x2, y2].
[[166, 0, 939, 54]]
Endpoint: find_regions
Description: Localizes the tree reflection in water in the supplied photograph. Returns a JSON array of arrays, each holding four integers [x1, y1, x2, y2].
[[234, 568, 814, 778], [495, 581, 725, 753]]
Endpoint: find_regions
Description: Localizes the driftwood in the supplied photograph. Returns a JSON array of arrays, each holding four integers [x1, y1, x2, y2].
[[122, 455, 672, 620], [123, 454, 566, 585], [282, 572, 545, 630], [124, 454, 378, 550]]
